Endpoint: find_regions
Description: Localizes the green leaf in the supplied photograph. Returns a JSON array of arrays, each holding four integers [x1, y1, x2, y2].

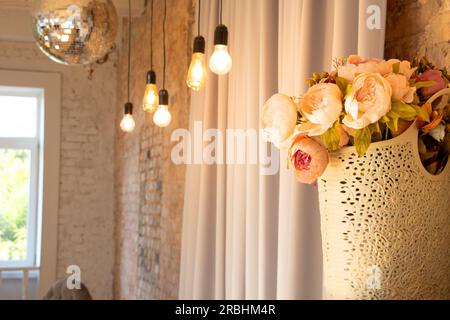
[[306, 79, 316, 87], [386, 111, 399, 132], [344, 84, 353, 100], [369, 122, 382, 142], [412, 104, 430, 122], [354, 127, 371, 157], [414, 80, 437, 89], [380, 115, 390, 123], [335, 76, 350, 95], [390, 101, 418, 121], [320, 126, 341, 151], [369, 122, 381, 134], [313, 72, 321, 81], [392, 62, 400, 74]]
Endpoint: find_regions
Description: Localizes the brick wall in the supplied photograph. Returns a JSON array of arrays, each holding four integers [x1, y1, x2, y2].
[[385, 0, 450, 68], [114, 0, 194, 300], [0, 41, 117, 299]]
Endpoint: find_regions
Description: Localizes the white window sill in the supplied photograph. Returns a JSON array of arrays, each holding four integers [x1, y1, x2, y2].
[[0, 269, 40, 280]]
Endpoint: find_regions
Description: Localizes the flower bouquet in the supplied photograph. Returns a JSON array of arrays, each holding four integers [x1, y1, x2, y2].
[[261, 55, 450, 182], [261, 55, 450, 299]]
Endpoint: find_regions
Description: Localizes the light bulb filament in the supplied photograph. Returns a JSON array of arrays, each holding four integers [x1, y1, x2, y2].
[[187, 52, 207, 91]]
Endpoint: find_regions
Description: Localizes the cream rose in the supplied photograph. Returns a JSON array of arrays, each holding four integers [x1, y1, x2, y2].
[[343, 72, 392, 129], [385, 73, 416, 103], [387, 59, 416, 80], [337, 55, 393, 82], [261, 93, 298, 148], [297, 83, 343, 136]]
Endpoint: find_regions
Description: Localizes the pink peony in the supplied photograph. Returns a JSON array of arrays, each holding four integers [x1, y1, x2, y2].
[[288, 135, 329, 184], [417, 70, 447, 97], [337, 55, 392, 82]]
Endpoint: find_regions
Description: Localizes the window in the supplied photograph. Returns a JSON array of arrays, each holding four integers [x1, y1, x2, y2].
[[0, 69, 60, 296], [0, 91, 40, 268]]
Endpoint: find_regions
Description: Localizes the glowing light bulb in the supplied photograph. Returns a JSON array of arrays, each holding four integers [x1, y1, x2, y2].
[[209, 25, 232, 75], [187, 36, 207, 91], [143, 71, 159, 112], [120, 114, 135, 132], [209, 45, 232, 75], [153, 105, 171, 127], [153, 90, 171, 127], [120, 102, 136, 133]]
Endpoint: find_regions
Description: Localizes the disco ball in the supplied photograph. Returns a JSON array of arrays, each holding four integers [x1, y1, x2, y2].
[[31, 0, 118, 65]]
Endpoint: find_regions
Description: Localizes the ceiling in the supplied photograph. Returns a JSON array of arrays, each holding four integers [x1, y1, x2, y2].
[[0, 0, 144, 16], [0, 0, 144, 42], [0, 0, 33, 10]]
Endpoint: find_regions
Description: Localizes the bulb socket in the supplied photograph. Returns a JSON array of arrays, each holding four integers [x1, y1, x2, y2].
[[214, 24, 228, 46], [124, 102, 133, 115], [159, 89, 169, 106], [146, 70, 157, 84], [193, 36, 206, 54]]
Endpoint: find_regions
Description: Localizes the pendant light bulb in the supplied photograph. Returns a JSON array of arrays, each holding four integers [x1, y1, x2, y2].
[[143, 71, 159, 112], [120, 102, 136, 133], [153, 89, 171, 127], [209, 24, 232, 75], [187, 36, 207, 91]]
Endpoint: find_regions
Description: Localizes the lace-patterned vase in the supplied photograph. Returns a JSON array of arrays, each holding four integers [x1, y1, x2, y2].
[[318, 122, 450, 299]]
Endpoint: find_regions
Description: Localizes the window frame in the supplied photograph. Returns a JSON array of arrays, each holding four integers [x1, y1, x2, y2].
[[0, 69, 61, 297], [0, 90, 41, 268]]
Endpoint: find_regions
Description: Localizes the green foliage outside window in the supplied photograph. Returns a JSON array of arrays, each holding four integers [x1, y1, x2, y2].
[[0, 149, 29, 261]]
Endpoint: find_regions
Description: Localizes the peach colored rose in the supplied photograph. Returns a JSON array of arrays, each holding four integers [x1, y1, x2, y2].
[[343, 72, 392, 129], [288, 134, 329, 184], [417, 70, 447, 97], [297, 83, 343, 136], [337, 55, 392, 82], [384, 73, 416, 103], [261, 94, 298, 148], [387, 59, 416, 80]]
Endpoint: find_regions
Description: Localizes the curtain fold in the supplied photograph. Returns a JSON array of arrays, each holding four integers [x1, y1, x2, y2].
[[179, 0, 387, 300]]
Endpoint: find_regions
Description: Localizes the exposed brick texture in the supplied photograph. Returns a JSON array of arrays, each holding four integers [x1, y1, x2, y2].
[[385, 0, 450, 68], [0, 41, 117, 299], [114, 0, 194, 300]]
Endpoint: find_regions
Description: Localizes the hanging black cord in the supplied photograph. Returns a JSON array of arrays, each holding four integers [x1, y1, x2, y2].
[[127, 0, 132, 102], [162, 0, 167, 89], [145, 0, 154, 68], [150, 0, 154, 68], [219, 0, 222, 24], [197, 0, 201, 36]]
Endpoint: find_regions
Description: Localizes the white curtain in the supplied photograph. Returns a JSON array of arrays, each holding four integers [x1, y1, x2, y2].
[[179, 0, 386, 300]]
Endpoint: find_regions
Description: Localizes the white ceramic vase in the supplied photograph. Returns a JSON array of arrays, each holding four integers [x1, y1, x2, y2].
[[318, 120, 450, 299]]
